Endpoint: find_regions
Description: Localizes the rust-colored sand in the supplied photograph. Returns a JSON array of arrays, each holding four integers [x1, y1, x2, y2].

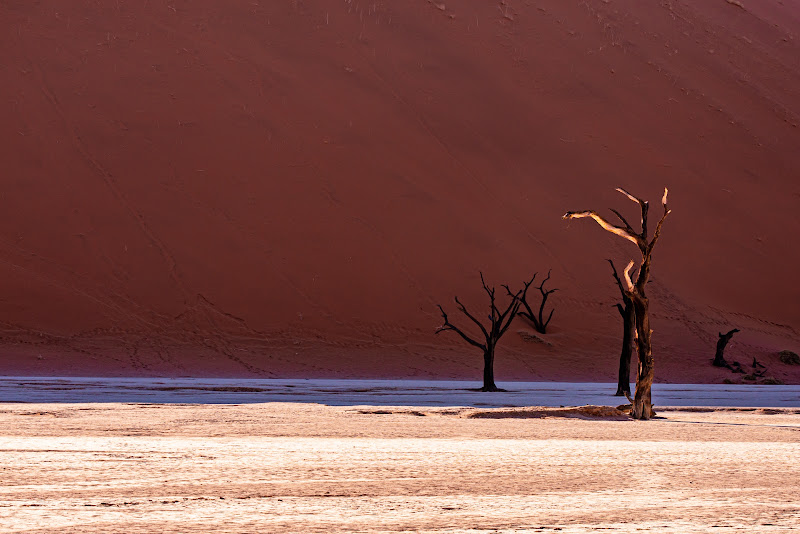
[[1, 1, 799, 381]]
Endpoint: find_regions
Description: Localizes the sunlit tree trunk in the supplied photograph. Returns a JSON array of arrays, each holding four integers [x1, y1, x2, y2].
[[564, 188, 671, 420], [631, 292, 653, 419]]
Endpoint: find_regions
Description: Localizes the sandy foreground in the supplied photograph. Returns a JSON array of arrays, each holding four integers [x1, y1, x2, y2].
[[1, 401, 799, 533]]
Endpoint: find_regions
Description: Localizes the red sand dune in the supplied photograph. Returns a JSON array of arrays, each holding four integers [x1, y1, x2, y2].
[[1, 0, 799, 383]]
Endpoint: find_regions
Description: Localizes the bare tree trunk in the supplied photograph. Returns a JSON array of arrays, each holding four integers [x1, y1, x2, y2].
[[615, 302, 635, 397], [482, 346, 497, 391], [631, 294, 654, 419], [713, 328, 740, 367], [564, 187, 670, 420]]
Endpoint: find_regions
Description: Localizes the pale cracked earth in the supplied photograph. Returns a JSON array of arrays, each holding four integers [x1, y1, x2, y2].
[[1, 403, 799, 533]]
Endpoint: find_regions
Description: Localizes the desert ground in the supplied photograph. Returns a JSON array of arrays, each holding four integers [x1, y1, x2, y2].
[[1, 377, 800, 407], [2, 0, 800, 527], [2, 381, 799, 533]]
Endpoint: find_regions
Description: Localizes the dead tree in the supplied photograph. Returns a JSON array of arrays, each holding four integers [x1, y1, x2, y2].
[[518, 270, 558, 334], [563, 187, 671, 420], [608, 259, 636, 397], [436, 273, 522, 392], [713, 328, 740, 368]]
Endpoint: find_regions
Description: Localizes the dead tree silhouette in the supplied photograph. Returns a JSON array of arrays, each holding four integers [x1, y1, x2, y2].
[[517, 270, 558, 334], [713, 328, 741, 370], [436, 273, 522, 392], [608, 259, 636, 397]]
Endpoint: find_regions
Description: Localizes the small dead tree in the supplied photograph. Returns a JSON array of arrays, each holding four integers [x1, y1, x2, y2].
[[563, 187, 671, 420], [436, 273, 522, 392], [713, 328, 740, 369], [608, 259, 636, 397], [518, 270, 558, 334]]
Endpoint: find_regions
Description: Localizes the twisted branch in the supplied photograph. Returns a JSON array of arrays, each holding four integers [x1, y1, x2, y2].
[[436, 304, 486, 350], [562, 210, 641, 246], [436, 273, 523, 350]]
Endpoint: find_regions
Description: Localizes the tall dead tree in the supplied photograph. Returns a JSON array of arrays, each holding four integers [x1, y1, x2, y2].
[[518, 270, 558, 334], [436, 273, 522, 392], [608, 259, 636, 398], [713, 328, 740, 368], [563, 187, 671, 420]]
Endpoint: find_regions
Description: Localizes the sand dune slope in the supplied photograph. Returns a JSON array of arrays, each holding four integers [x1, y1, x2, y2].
[[1, 0, 799, 381]]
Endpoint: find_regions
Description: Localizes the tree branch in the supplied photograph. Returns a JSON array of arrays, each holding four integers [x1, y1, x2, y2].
[[616, 187, 649, 238], [608, 259, 637, 299], [648, 187, 671, 254], [719, 328, 740, 340], [479, 271, 495, 300], [515, 271, 557, 334], [542, 307, 555, 330], [436, 304, 486, 350], [480, 271, 498, 323], [539, 270, 555, 293], [536, 270, 557, 330], [499, 302, 522, 338], [607, 259, 624, 294], [497, 285, 517, 329], [609, 209, 635, 234], [622, 260, 636, 292], [514, 275, 537, 324], [454, 296, 489, 340], [498, 291, 523, 337], [641, 200, 649, 239], [563, 210, 641, 246], [616, 187, 641, 205]]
